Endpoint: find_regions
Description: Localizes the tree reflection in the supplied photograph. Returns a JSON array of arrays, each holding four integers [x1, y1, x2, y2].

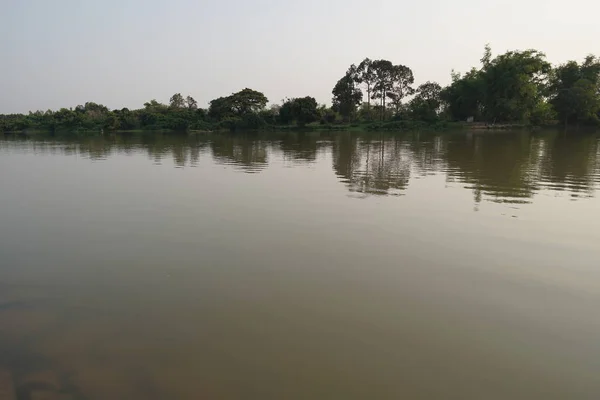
[[279, 132, 330, 164], [210, 134, 268, 173], [444, 132, 540, 203], [444, 131, 600, 203], [2, 130, 599, 203], [333, 133, 411, 196], [139, 133, 208, 167], [539, 133, 600, 197], [333, 130, 599, 202]]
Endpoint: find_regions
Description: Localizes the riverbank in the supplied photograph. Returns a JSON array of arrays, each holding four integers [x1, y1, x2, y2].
[[2, 121, 591, 137], [0, 121, 478, 136]]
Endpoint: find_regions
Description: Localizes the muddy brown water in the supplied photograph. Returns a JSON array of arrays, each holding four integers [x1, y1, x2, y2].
[[1, 131, 600, 399]]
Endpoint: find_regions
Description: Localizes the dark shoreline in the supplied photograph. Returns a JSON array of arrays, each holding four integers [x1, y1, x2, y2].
[[3, 122, 586, 137]]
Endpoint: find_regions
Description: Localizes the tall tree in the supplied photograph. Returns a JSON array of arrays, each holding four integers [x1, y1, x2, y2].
[[357, 58, 376, 116], [332, 73, 363, 121], [548, 56, 600, 127], [481, 43, 492, 67], [186, 96, 198, 110], [441, 68, 484, 121], [279, 99, 294, 125], [371, 60, 395, 120], [387, 64, 415, 114], [409, 81, 443, 121], [481, 49, 551, 122], [169, 93, 185, 109]]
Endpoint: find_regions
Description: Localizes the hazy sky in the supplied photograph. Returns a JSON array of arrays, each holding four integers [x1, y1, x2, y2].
[[1, 0, 598, 113]]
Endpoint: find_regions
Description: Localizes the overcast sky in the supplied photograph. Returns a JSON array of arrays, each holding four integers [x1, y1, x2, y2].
[[1, 0, 598, 113]]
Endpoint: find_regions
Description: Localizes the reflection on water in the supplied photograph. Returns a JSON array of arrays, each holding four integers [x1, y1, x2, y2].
[[3, 130, 598, 202], [1, 130, 600, 399], [333, 134, 412, 196]]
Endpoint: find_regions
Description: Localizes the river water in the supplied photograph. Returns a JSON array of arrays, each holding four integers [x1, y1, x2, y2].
[[1, 130, 599, 399]]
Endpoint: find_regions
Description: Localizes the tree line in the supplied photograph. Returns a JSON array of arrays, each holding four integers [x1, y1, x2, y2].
[[333, 47, 600, 128], [2, 46, 599, 133], [0, 88, 326, 133]]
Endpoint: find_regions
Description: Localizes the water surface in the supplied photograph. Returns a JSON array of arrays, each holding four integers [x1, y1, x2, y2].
[[1, 130, 599, 399]]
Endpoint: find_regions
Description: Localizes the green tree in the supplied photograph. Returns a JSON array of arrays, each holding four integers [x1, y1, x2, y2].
[[357, 58, 376, 116], [441, 68, 484, 121], [208, 89, 268, 123], [293, 97, 319, 126], [481, 43, 492, 67], [208, 96, 234, 121], [115, 108, 138, 130], [442, 47, 551, 124], [562, 79, 599, 126], [548, 56, 600, 127], [357, 102, 377, 121], [279, 99, 294, 125], [332, 73, 363, 121], [371, 59, 395, 120], [409, 81, 442, 122], [186, 96, 198, 110], [388, 64, 415, 114], [481, 49, 551, 122], [169, 93, 185, 109], [104, 112, 120, 130], [144, 99, 167, 111], [230, 88, 268, 115], [281, 97, 319, 126]]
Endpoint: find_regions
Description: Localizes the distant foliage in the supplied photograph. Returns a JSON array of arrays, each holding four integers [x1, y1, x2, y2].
[[2, 46, 600, 133], [332, 69, 362, 121], [280, 97, 319, 127], [548, 56, 600, 127]]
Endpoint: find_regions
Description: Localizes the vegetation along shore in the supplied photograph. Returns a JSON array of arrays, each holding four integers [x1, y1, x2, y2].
[[2, 46, 599, 134]]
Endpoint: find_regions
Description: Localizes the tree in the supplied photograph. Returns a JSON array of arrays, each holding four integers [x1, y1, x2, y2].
[[416, 81, 442, 103], [208, 96, 234, 121], [357, 102, 377, 121], [169, 93, 185, 109], [387, 64, 415, 114], [281, 97, 319, 126], [480, 49, 551, 122], [186, 96, 198, 110], [229, 88, 268, 115], [357, 58, 376, 116], [279, 99, 294, 125], [332, 73, 363, 121], [144, 99, 167, 110], [481, 43, 492, 67], [208, 89, 268, 123], [409, 81, 442, 122], [115, 107, 137, 130], [441, 68, 484, 121], [293, 97, 319, 126], [371, 59, 395, 120], [548, 56, 600, 127], [561, 79, 599, 126], [442, 46, 551, 123]]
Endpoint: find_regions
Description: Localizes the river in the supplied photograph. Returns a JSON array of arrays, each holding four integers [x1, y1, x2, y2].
[[1, 130, 599, 399]]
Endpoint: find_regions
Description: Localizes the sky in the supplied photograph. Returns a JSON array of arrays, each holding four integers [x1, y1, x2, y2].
[[0, 0, 599, 113]]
